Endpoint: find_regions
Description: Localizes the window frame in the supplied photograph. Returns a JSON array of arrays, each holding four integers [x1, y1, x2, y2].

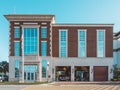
[[97, 29, 106, 58], [14, 27, 20, 38], [59, 29, 68, 57], [41, 41, 47, 56], [41, 26, 47, 38], [14, 41, 20, 56], [78, 29, 87, 58], [22, 26, 39, 55]]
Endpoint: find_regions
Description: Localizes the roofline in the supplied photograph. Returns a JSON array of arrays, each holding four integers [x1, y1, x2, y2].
[[4, 14, 55, 16], [52, 23, 114, 27], [4, 14, 55, 22]]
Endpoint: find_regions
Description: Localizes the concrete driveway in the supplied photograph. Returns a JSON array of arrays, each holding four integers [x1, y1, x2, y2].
[[0, 82, 120, 90], [21, 84, 120, 90]]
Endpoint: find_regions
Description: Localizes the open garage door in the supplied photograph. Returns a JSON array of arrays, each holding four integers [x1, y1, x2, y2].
[[94, 66, 108, 81]]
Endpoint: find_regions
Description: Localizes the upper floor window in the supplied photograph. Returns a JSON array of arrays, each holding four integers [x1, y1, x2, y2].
[[14, 60, 20, 78], [14, 41, 20, 56], [41, 27, 47, 38], [97, 30, 105, 57], [41, 41, 47, 56], [59, 30, 67, 57], [24, 28, 38, 55], [14, 27, 20, 38], [78, 30, 86, 57]]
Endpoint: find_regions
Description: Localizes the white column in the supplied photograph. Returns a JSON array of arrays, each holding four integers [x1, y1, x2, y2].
[[71, 66, 74, 81], [37, 62, 41, 82], [108, 66, 113, 81], [90, 66, 93, 81]]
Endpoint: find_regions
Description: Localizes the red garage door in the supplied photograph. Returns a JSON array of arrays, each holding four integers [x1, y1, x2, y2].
[[94, 66, 108, 81]]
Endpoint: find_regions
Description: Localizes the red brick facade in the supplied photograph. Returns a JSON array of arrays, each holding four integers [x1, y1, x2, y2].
[[52, 26, 113, 57]]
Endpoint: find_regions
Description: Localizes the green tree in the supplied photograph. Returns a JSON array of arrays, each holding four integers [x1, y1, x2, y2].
[[0, 61, 9, 75]]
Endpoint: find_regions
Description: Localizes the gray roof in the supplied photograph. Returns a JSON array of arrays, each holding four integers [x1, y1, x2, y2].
[[4, 14, 55, 21]]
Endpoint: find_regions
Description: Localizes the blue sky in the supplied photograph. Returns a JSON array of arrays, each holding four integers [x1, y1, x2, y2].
[[0, 0, 120, 62]]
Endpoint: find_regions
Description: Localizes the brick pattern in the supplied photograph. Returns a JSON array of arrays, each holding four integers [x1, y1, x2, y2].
[[10, 21, 51, 56], [52, 26, 113, 57]]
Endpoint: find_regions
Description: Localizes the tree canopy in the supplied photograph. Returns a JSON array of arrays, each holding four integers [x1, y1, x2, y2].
[[0, 61, 9, 75]]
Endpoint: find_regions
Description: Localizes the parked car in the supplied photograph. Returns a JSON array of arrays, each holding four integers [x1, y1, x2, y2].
[[0, 75, 8, 82]]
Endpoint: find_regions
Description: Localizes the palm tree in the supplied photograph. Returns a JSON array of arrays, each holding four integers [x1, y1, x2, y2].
[[0, 61, 9, 75]]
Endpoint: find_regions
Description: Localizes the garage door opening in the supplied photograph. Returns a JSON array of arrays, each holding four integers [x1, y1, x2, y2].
[[94, 66, 108, 81], [74, 66, 89, 81], [56, 66, 71, 81]]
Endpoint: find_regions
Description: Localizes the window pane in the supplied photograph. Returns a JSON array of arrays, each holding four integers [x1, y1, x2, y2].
[[41, 42, 47, 56], [97, 30, 105, 57], [24, 28, 38, 55], [78, 30, 86, 57], [14, 42, 20, 56], [41, 27, 47, 38], [59, 30, 67, 57], [14, 27, 20, 38]]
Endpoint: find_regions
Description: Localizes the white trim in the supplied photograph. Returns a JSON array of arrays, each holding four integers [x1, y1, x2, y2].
[[21, 25, 40, 28], [14, 41, 20, 42], [78, 29, 87, 58], [59, 29, 68, 57], [41, 26, 47, 28], [41, 41, 47, 42], [37, 27, 39, 59], [41, 23, 47, 25], [23, 22, 38, 25], [52, 24, 113, 27], [97, 29, 106, 58], [14, 26, 20, 28], [14, 22, 20, 25], [50, 23, 52, 57]]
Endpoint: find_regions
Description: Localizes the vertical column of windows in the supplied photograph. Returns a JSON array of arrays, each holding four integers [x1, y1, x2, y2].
[[78, 30, 86, 57], [97, 30, 105, 57], [59, 30, 67, 57]]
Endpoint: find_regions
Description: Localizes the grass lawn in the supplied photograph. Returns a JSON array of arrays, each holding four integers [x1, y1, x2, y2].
[[0, 81, 51, 85]]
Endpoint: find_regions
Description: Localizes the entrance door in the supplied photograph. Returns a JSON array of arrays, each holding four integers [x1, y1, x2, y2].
[[24, 71, 36, 81], [24, 65, 37, 81]]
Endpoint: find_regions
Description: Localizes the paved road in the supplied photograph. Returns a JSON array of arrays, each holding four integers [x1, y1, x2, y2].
[[1, 84, 120, 90], [0, 85, 28, 90]]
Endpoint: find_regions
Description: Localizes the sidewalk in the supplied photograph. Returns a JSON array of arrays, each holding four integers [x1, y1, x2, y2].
[[51, 81, 120, 85]]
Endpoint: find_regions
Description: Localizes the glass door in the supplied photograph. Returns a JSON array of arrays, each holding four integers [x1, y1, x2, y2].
[[24, 71, 36, 81]]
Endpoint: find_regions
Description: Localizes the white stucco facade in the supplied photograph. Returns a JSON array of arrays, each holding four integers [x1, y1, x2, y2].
[[9, 56, 113, 82]]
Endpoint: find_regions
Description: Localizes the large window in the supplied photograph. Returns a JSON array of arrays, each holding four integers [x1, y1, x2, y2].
[[24, 28, 38, 55], [42, 60, 47, 78], [41, 41, 47, 56], [14, 41, 20, 56], [59, 30, 67, 57], [78, 30, 86, 57], [41, 27, 47, 38], [97, 30, 105, 57], [14, 27, 20, 38], [14, 60, 20, 78]]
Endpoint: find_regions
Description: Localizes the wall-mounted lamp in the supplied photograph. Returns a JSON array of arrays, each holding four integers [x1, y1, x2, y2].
[[72, 68, 74, 73], [91, 69, 93, 73], [110, 68, 113, 73]]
